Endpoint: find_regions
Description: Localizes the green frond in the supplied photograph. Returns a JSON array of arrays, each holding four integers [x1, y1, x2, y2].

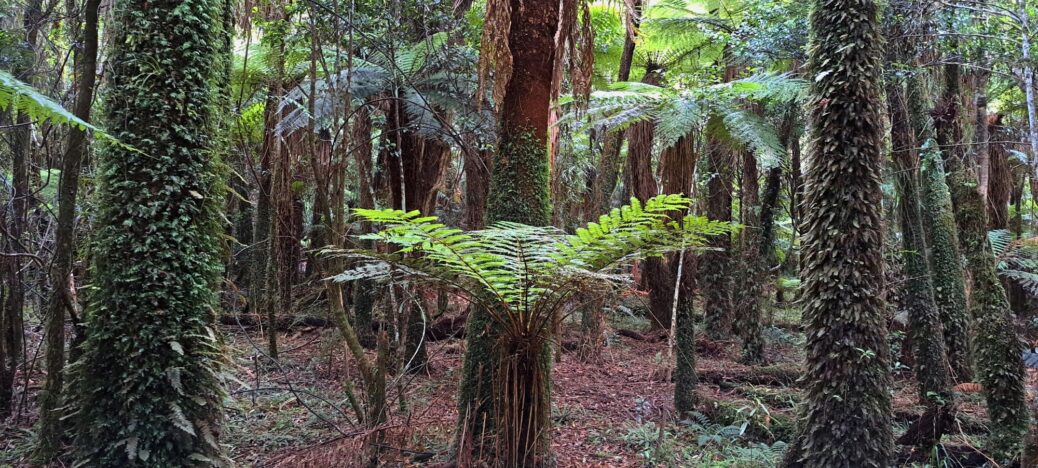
[[336, 195, 735, 321], [989, 229, 1013, 258], [991, 232, 1038, 299], [568, 73, 804, 162], [0, 71, 135, 150], [720, 107, 785, 168], [0, 70, 94, 132]]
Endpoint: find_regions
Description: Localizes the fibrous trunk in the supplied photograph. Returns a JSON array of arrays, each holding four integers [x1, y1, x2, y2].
[[701, 119, 734, 340], [908, 76, 974, 383], [935, 33, 1028, 460], [456, 1, 560, 464], [887, 76, 953, 432]]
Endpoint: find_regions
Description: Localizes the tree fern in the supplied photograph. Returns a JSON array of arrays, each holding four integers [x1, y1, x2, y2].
[[990, 229, 1038, 298], [330, 194, 735, 322], [563, 73, 805, 168], [0, 70, 125, 147], [276, 32, 482, 141]]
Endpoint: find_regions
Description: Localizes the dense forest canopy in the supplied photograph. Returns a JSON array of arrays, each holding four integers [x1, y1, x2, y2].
[[6, 0, 1038, 466]]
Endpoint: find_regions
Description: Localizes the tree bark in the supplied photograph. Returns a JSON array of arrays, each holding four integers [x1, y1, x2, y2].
[[888, 78, 953, 415], [70, 0, 229, 461], [936, 26, 1029, 460], [456, 1, 561, 464], [34, 0, 100, 458]]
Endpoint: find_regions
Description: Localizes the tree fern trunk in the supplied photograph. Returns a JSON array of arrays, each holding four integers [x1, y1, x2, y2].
[[888, 76, 953, 414], [908, 76, 975, 384], [701, 118, 734, 340], [934, 20, 1028, 459], [456, 1, 560, 464]]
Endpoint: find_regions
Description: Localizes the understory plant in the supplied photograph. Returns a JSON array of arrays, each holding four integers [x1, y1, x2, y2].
[[332, 194, 733, 465]]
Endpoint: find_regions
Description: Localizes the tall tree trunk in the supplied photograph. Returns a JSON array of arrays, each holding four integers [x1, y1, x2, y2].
[[70, 0, 229, 462], [884, 10, 955, 444], [33, 0, 101, 458], [266, 127, 294, 360], [701, 58, 738, 340], [254, 32, 285, 356], [456, 1, 560, 464], [1021, 0, 1038, 232], [887, 76, 953, 438], [386, 102, 451, 216], [463, 145, 491, 230], [1, 0, 44, 418], [352, 105, 377, 346], [701, 115, 734, 340], [626, 65, 673, 329], [936, 28, 1029, 461], [988, 115, 1012, 229], [661, 134, 701, 413], [908, 76, 974, 383], [785, 0, 894, 465], [738, 154, 780, 366], [735, 149, 768, 364]]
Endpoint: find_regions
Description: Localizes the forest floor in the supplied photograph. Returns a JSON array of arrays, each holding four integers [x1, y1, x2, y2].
[[0, 302, 1008, 467]]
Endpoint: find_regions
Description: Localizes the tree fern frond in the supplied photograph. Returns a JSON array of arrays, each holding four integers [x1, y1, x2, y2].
[[567, 73, 804, 160], [989, 229, 1013, 258], [0, 70, 124, 146], [721, 107, 785, 168], [338, 195, 735, 324]]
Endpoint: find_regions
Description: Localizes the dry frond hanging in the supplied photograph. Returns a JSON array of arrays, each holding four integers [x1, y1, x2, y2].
[[566, 0, 596, 106], [476, 0, 513, 112]]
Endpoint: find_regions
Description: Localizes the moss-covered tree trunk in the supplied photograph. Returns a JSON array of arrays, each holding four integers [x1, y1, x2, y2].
[[785, 0, 894, 465], [933, 33, 1029, 460], [456, 1, 560, 464], [887, 74, 954, 447], [947, 166, 1029, 460], [908, 77, 974, 383], [34, 0, 101, 459], [70, 0, 229, 464], [738, 163, 781, 365]]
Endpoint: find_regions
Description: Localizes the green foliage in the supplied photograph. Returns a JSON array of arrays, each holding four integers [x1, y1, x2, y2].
[[617, 411, 789, 467], [0, 70, 95, 131], [277, 31, 482, 140], [334, 194, 733, 315], [989, 230, 1038, 298], [564, 73, 805, 167], [69, 0, 230, 465], [0, 70, 125, 147]]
